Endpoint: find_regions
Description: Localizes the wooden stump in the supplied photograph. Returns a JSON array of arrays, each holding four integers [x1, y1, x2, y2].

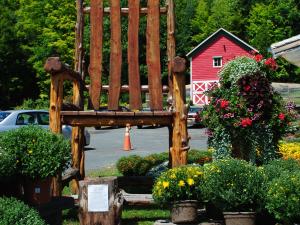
[[78, 177, 123, 225]]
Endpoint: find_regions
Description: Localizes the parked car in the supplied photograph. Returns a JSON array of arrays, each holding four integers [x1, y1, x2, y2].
[[187, 106, 203, 127], [95, 106, 130, 129], [0, 110, 90, 146]]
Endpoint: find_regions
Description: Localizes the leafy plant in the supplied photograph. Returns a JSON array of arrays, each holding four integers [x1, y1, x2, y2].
[[263, 158, 300, 182], [152, 165, 203, 206], [0, 126, 71, 179], [0, 134, 17, 179], [202, 158, 264, 212], [201, 55, 297, 163], [116, 155, 151, 176], [0, 197, 46, 225], [265, 171, 300, 224]]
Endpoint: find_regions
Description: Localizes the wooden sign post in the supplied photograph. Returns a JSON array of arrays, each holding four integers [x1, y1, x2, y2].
[[78, 177, 123, 225]]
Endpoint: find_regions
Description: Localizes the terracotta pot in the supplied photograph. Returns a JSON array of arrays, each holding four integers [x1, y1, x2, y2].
[[171, 200, 198, 224], [223, 212, 256, 225], [23, 177, 52, 205]]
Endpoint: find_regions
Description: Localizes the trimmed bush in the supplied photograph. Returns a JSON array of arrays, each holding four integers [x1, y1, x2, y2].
[[202, 158, 264, 212], [265, 171, 300, 224], [116, 150, 211, 176], [263, 158, 300, 182], [0, 134, 17, 179], [116, 155, 151, 176], [0, 197, 46, 225], [0, 126, 71, 179]]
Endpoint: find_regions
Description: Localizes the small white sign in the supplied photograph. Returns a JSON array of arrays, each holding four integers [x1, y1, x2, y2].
[[87, 184, 109, 212]]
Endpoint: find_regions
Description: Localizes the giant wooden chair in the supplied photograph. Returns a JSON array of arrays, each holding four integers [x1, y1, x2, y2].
[[44, 0, 189, 195]]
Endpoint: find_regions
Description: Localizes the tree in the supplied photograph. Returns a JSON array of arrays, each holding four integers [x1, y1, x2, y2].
[[16, 0, 76, 98], [0, 0, 38, 109], [247, 0, 300, 80]]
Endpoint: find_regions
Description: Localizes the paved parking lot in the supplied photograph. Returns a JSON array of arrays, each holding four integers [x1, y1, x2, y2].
[[84, 126, 208, 171]]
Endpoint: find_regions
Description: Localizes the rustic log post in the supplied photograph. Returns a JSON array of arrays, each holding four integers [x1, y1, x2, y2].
[[78, 177, 123, 225], [171, 56, 189, 167], [47, 60, 64, 196], [71, 0, 86, 194], [167, 0, 175, 97]]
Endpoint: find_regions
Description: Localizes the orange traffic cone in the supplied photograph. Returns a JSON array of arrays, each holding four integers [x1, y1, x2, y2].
[[123, 124, 132, 151]]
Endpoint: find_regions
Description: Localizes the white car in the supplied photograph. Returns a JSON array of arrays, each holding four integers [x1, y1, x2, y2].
[[0, 110, 90, 146]]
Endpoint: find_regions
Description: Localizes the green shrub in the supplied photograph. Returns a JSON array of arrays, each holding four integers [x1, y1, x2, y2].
[[188, 150, 212, 165], [0, 126, 71, 179], [116, 155, 151, 176], [202, 158, 264, 212], [0, 134, 17, 179], [15, 98, 49, 110], [263, 158, 300, 182], [152, 165, 204, 206], [265, 171, 300, 224], [0, 197, 46, 225], [144, 152, 169, 166]]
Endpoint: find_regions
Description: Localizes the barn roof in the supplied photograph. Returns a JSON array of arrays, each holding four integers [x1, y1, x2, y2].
[[186, 28, 258, 58]]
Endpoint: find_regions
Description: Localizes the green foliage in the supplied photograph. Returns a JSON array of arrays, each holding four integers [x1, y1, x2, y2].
[[116, 150, 212, 176], [116, 155, 151, 176], [15, 98, 50, 110], [265, 171, 300, 224], [0, 126, 71, 179], [152, 165, 203, 206], [16, 0, 76, 98], [201, 56, 297, 163], [202, 158, 265, 212], [0, 135, 17, 179], [0, 197, 46, 225], [263, 158, 300, 182]]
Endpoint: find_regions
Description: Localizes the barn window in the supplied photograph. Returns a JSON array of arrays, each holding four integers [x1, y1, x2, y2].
[[213, 57, 222, 67]]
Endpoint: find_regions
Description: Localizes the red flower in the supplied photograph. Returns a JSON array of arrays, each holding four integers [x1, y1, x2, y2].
[[241, 118, 252, 127], [220, 100, 229, 109], [254, 54, 263, 62], [244, 85, 251, 92], [264, 58, 278, 71], [278, 113, 285, 121]]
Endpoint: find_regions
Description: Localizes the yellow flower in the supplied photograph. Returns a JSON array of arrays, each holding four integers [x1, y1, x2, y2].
[[28, 150, 33, 154], [187, 178, 195, 186], [170, 174, 176, 179], [196, 171, 203, 175], [178, 180, 185, 187], [162, 181, 169, 189]]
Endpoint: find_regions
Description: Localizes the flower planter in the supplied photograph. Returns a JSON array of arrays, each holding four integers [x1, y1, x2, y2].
[[171, 200, 198, 224], [23, 177, 52, 205], [223, 212, 256, 225]]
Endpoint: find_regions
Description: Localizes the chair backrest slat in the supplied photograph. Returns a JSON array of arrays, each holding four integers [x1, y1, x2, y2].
[[89, 0, 103, 110], [108, 0, 122, 110], [146, 0, 163, 110], [128, 0, 142, 110]]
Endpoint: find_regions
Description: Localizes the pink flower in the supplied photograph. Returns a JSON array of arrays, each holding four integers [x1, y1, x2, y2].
[[241, 118, 252, 127], [264, 58, 278, 71], [278, 113, 285, 121], [254, 54, 263, 62]]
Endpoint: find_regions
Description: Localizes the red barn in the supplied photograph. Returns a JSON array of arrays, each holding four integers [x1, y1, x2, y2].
[[186, 28, 257, 105]]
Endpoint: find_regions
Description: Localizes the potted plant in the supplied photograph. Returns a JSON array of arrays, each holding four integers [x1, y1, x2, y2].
[[202, 158, 265, 225], [265, 171, 300, 225], [2, 126, 71, 204], [152, 165, 204, 224]]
